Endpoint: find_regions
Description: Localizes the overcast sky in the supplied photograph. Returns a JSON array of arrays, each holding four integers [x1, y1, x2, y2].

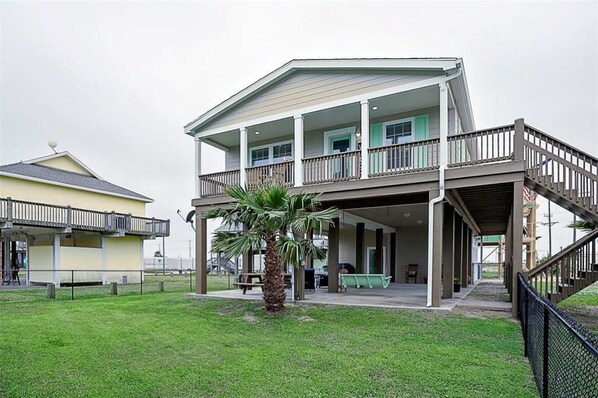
[[1, 1, 597, 261]]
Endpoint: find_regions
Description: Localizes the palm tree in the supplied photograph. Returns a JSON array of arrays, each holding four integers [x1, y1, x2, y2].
[[567, 220, 597, 232], [205, 182, 338, 313]]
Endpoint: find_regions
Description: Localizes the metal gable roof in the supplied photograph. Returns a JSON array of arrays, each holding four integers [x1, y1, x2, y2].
[[0, 162, 153, 202]]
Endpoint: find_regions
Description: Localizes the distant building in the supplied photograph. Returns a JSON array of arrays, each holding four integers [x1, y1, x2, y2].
[[0, 151, 169, 286]]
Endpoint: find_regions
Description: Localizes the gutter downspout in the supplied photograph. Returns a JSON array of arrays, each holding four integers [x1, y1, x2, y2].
[[426, 64, 462, 307]]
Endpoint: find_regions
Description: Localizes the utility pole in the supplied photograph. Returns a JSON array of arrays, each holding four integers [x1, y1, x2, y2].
[[541, 201, 559, 257], [573, 215, 577, 243]]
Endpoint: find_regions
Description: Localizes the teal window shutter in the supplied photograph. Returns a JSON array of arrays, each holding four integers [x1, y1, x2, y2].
[[369, 123, 383, 175], [414, 114, 429, 141], [414, 114, 429, 169]]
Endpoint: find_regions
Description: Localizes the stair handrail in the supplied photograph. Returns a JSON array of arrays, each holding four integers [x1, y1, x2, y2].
[[524, 123, 598, 166], [528, 228, 598, 279]]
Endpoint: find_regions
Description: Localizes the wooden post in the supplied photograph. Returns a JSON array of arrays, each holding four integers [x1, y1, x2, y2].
[[461, 222, 469, 288], [390, 232, 397, 283], [110, 282, 118, 295], [453, 214, 463, 292], [442, 205, 455, 298], [47, 284, 55, 299], [328, 217, 339, 293], [355, 223, 365, 274], [195, 211, 207, 294], [513, 118, 525, 161], [512, 181, 524, 317], [375, 228, 383, 274], [430, 192, 443, 307]]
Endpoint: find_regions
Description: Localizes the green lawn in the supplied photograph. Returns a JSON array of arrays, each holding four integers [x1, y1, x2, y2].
[[0, 294, 536, 397], [558, 282, 598, 333]]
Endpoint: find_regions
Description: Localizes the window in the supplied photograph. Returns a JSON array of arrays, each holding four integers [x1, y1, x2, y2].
[[384, 118, 414, 169], [249, 141, 293, 166], [272, 143, 292, 163]]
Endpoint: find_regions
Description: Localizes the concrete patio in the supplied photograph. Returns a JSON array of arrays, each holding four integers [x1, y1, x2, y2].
[[187, 280, 512, 312]]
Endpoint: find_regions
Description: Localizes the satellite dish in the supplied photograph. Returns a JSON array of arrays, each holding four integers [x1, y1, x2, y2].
[[48, 140, 58, 153], [185, 210, 196, 224]]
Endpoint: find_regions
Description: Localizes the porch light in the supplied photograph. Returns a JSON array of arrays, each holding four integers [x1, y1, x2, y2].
[[355, 128, 361, 139], [372, 106, 378, 110], [403, 212, 411, 218], [417, 219, 423, 224], [254, 131, 260, 135]]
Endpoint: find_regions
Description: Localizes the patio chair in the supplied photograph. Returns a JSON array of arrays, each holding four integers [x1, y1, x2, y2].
[[405, 264, 418, 283]]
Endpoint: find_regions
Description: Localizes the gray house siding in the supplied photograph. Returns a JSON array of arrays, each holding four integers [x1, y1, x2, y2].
[[203, 71, 442, 131]]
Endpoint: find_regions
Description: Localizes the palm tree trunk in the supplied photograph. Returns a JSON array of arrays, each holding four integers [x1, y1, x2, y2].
[[263, 235, 286, 313]]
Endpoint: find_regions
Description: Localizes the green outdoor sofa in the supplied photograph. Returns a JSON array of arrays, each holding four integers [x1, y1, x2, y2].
[[340, 274, 392, 289]]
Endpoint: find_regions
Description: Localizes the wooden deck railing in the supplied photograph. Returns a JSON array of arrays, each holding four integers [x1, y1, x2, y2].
[[0, 197, 169, 237], [447, 124, 515, 167], [368, 138, 439, 177], [199, 170, 240, 198], [303, 151, 361, 185], [246, 161, 295, 190]]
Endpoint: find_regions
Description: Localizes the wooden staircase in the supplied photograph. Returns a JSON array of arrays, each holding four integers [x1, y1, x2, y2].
[[523, 124, 598, 303]]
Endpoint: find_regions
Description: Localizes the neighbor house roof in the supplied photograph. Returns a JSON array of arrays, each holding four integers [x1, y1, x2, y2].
[[185, 58, 475, 134], [0, 157, 153, 202]]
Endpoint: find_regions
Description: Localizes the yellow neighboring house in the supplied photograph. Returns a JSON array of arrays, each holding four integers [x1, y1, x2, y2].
[[0, 151, 169, 286]]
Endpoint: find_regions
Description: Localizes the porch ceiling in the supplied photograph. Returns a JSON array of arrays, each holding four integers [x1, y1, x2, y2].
[[344, 203, 429, 229], [456, 183, 513, 235]]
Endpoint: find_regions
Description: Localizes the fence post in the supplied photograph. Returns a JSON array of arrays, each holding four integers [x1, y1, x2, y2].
[[47, 283, 55, 299], [140, 270, 143, 295], [158, 281, 164, 292], [542, 304, 550, 398], [71, 270, 74, 301], [111, 282, 118, 295], [524, 287, 529, 357], [189, 271, 192, 292]]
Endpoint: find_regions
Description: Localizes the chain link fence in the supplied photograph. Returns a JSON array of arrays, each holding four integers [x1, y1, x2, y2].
[[518, 272, 598, 398], [0, 269, 198, 303]]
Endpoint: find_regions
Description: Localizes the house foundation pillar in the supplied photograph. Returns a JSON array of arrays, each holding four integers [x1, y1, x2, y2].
[[375, 228, 383, 274], [52, 233, 61, 287], [328, 217, 339, 293], [453, 214, 463, 293], [461, 221, 469, 288], [390, 232, 397, 283], [512, 181, 524, 317], [355, 223, 365, 274], [195, 212, 207, 294], [442, 205, 455, 298], [429, 190, 443, 307]]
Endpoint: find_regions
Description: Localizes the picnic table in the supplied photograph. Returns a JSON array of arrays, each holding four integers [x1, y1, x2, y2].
[[233, 272, 291, 294]]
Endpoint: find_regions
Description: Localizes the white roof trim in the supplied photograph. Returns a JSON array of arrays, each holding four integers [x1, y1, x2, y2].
[[185, 58, 461, 134], [24, 151, 104, 180], [0, 171, 153, 203]]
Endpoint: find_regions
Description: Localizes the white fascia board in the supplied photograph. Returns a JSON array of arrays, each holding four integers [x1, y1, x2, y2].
[[342, 212, 396, 234], [455, 59, 476, 131], [23, 151, 104, 180], [0, 172, 153, 203], [193, 74, 448, 139], [184, 58, 459, 135]]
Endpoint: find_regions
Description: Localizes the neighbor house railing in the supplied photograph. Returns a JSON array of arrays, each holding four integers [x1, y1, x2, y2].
[[0, 197, 169, 237], [199, 169, 240, 198], [518, 273, 598, 398], [303, 151, 361, 185], [246, 160, 294, 190], [368, 138, 440, 177]]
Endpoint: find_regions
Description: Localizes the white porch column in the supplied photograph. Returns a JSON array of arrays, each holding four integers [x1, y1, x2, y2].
[[240, 127, 248, 187], [360, 100, 370, 180], [293, 115, 304, 187], [52, 234, 61, 287], [439, 82, 448, 166], [194, 135, 202, 197]]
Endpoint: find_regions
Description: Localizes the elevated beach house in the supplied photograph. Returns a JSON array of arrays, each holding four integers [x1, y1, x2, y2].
[[185, 58, 598, 314], [0, 151, 169, 286]]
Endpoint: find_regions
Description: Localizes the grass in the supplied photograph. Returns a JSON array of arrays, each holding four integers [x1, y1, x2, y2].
[[0, 293, 537, 397], [558, 281, 598, 333]]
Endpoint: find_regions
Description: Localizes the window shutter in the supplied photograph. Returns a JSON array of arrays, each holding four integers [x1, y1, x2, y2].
[[370, 123, 383, 147], [414, 114, 429, 141]]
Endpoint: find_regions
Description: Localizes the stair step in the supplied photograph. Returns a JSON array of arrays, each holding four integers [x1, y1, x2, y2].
[[558, 283, 573, 294], [579, 270, 598, 281], [564, 189, 577, 199], [547, 291, 561, 303]]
